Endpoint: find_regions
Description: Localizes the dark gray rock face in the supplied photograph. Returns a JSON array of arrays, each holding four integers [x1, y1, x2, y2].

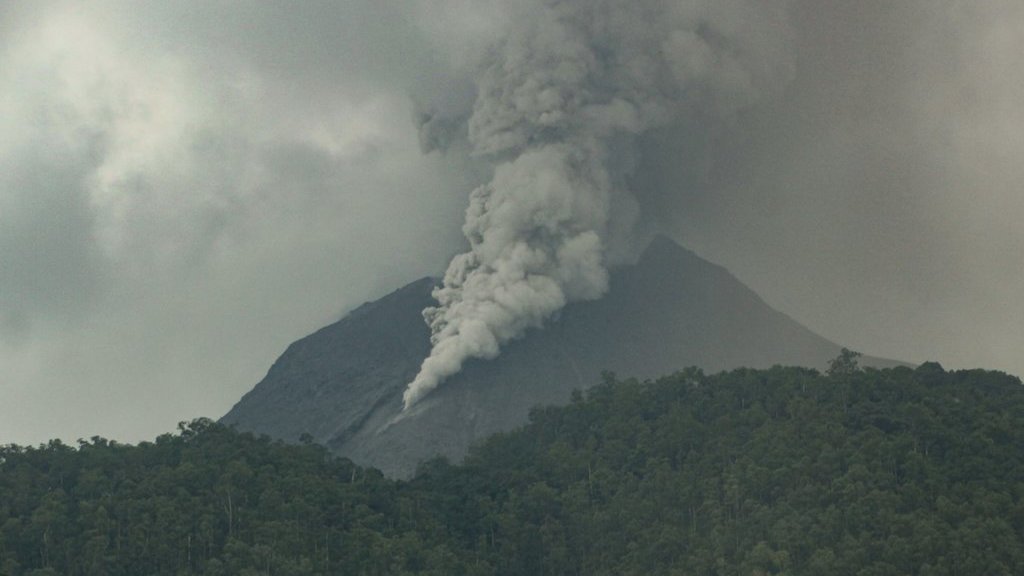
[[223, 237, 898, 477]]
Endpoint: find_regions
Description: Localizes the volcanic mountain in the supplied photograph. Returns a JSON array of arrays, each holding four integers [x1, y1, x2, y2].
[[222, 236, 899, 477]]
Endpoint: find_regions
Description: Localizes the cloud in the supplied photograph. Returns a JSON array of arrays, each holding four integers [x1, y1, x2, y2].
[[403, 0, 797, 407], [1, 0, 1023, 444], [0, 2, 479, 444], [635, 0, 1024, 374]]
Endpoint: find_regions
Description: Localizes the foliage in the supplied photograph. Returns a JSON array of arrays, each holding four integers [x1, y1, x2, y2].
[[826, 347, 862, 377], [1, 362, 1023, 574]]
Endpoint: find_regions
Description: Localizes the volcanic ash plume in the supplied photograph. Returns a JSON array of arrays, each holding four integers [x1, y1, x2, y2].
[[404, 0, 795, 409]]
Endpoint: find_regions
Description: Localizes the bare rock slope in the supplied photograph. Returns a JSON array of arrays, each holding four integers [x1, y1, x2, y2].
[[222, 237, 898, 477]]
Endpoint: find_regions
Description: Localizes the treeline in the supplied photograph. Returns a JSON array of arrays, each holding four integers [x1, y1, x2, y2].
[[2, 360, 1023, 575]]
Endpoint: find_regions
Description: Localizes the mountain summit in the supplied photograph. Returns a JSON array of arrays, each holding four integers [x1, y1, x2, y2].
[[222, 236, 897, 476]]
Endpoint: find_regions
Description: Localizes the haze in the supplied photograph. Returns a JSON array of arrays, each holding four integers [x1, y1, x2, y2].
[[2, 0, 1022, 445]]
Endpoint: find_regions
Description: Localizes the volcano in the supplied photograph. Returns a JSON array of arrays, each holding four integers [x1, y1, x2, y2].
[[222, 236, 899, 476]]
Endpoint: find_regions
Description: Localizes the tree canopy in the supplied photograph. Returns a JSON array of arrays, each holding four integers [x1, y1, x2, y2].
[[1, 362, 1022, 575]]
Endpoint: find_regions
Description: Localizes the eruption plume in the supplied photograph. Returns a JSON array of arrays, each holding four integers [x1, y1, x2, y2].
[[404, 0, 795, 409]]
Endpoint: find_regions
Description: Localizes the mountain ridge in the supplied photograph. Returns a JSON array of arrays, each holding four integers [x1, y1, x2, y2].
[[223, 236, 902, 476]]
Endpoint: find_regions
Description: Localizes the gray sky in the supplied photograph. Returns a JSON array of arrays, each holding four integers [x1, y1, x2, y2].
[[2, 1, 1022, 445]]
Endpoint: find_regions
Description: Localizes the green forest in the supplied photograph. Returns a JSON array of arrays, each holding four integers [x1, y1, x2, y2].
[[2, 358, 1023, 575]]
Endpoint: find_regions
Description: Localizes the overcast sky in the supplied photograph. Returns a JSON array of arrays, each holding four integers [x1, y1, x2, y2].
[[2, 1, 1023, 446]]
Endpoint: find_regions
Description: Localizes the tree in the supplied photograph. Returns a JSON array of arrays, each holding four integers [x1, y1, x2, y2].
[[827, 347, 862, 377]]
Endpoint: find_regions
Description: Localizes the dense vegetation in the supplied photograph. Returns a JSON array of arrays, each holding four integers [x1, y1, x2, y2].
[[2, 358, 1023, 575]]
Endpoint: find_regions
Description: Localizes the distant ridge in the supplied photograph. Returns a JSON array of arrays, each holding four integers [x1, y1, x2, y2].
[[222, 236, 902, 476]]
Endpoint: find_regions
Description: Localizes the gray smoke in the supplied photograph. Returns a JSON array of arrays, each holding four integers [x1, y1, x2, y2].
[[404, 0, 796, 408]]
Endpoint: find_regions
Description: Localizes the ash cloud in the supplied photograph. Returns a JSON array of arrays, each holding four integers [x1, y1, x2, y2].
[[404, 0, 795, 408], [2, 1, 1023, 445]]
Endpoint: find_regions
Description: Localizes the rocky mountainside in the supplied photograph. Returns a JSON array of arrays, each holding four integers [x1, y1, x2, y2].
[[222, 236, 900, 477]]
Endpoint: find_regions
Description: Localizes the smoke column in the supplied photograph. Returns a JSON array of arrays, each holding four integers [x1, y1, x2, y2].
[[404, 0, 795, 409]]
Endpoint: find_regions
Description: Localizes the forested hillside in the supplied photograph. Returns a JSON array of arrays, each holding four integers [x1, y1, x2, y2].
[[3, 359, 1023, 575]]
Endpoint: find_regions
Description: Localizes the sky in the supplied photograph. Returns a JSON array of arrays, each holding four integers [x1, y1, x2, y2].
[[2, 0, 1023, 446]]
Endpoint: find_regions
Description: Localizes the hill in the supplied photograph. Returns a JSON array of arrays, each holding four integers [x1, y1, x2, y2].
[[222, 236, 901, 477], [1, 363, 1022, 574]]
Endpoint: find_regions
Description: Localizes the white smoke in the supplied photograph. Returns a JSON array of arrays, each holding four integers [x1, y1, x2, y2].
[[404, 0, 795, 409]]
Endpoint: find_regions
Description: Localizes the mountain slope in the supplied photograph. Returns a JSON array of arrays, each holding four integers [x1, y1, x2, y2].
[[222, 236, 900, 476]]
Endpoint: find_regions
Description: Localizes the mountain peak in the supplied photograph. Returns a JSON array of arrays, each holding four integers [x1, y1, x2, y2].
[[641, 233, 688, 259], [223, 237, 901, 477]]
